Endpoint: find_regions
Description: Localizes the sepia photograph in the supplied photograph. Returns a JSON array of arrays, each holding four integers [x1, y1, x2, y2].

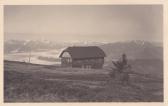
[[3, 5, 163, 102]]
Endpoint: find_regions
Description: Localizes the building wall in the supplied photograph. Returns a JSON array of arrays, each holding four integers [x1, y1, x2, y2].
[[60, 52, 104, 69], [72, 58, 104, 69], [61, 57, 72, 67]]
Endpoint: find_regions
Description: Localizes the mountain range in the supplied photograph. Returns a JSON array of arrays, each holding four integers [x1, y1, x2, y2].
[[4, 40, 163, 60], [100, 40, 163, 61]]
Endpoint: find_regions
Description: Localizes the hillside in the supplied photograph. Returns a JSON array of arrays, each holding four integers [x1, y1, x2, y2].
[[100, 41, 163, 61], [4, 60, 163, 102]]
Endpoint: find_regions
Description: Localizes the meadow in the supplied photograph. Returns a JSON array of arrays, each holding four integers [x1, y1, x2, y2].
[[4, 60, 163, 102]]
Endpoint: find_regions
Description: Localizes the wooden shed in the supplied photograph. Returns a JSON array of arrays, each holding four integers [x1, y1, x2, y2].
[[59, 46, 106, 69]]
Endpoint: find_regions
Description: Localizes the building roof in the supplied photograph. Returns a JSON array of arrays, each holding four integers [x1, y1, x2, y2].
[[59, 46, 106, 59]]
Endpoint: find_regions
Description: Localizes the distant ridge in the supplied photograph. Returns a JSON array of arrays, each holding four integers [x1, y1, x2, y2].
[[100, 40, 163, 60], [4, 40, 163, 60]]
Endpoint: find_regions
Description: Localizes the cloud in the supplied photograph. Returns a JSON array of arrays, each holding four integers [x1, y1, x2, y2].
[[4, 5, 163, 42]]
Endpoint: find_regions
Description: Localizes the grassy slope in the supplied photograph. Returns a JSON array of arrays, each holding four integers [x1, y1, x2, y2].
[[4, 60, 163, 102]]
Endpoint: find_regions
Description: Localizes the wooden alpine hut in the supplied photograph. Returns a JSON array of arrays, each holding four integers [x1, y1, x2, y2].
[[59, 46, 106, 69]]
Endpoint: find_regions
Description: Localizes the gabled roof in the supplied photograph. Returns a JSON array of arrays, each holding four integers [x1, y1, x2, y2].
[[59, 46, 106, 59]]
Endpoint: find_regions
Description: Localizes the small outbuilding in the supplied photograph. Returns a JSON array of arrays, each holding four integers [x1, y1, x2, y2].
[[59, 46, 106, 69]]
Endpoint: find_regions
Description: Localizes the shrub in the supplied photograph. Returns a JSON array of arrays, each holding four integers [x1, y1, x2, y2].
[[109, 54, 132, 84]]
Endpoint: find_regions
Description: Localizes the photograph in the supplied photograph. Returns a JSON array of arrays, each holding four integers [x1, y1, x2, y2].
[[3, 5, 163, 102]]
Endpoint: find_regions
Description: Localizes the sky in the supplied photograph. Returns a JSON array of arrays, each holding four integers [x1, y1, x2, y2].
[[4, 5, 163, 42]]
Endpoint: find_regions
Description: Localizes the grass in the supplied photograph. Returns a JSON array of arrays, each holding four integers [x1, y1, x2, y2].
[[4, 60, 163, 102], [4, 71, 104, 102]]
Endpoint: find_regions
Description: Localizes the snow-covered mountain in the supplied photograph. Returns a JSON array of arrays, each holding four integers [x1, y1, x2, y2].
[[4, 40, 105, 54], [4, 40, 66, 53]]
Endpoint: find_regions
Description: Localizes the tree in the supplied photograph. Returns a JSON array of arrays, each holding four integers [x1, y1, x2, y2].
[[109, 53, 132, 85]]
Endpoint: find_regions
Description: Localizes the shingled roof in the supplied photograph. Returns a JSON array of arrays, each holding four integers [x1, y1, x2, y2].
[[59, 46, 106, 59]]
